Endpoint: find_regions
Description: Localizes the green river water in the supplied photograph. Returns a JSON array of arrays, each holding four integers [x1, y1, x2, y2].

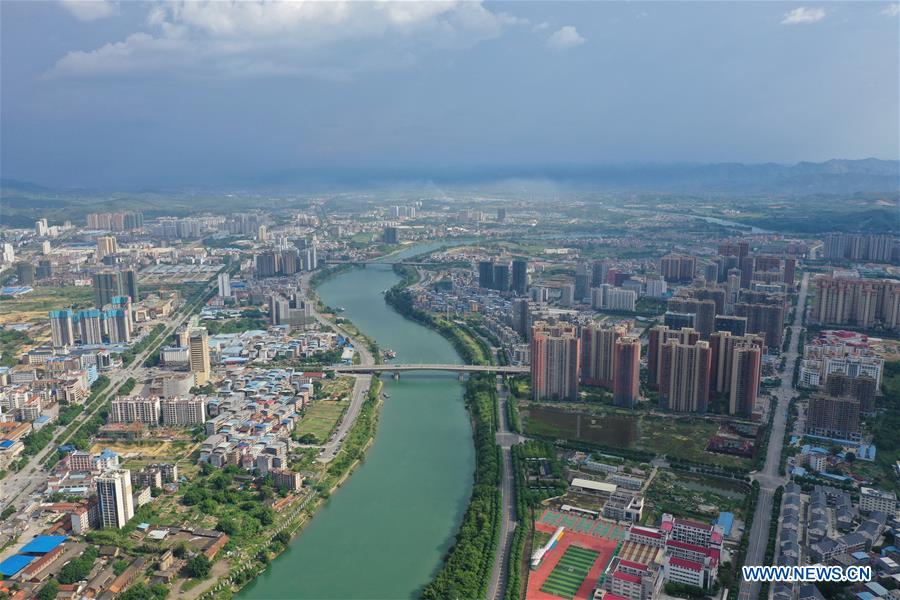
[[239, 244, 474, 599]]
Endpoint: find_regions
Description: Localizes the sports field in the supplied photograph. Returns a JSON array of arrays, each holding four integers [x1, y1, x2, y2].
[[540, 545, 599, 599], [527, 519, 620, 600]]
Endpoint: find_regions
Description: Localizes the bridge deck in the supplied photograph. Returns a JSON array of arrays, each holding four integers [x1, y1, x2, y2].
[[331, 364, 528, 373]]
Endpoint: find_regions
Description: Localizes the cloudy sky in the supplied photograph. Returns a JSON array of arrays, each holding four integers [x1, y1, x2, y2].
[[1, 1, 898, 188]]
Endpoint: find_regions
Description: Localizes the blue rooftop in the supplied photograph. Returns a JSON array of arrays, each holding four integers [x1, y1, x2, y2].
[[0, 440, 14, 449], [20, 535, 67, 555], [0, 554, 36, 576], [716, 512, 734, 536]]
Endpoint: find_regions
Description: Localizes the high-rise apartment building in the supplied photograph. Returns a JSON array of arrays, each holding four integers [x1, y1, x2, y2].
[[810, 276, 900, 331], [531, 321, 580, 401], [93, 269, 138, 307], [734, 301, 784, 351], [493, 262, 511, 292], [718, 241, 750, 261], [189, 328, 211, 386], [660, 255, 696, 283], [659, 340, 711, 413], [667, 297, 716, 339], [592, 260, 610, 288], [511, 298, 531, 338], [256, 251, 281, 277], [647, 326, 700, 388], [383, 226, 399, 244], [713, 315, 748, 337], [96, 469, 134, 529], [105, 308, 132, 344], [823, 373, 877, 416], [49, 309, 75, 348], [92, 271, 120, 308], [824, 234, 896, 263], [16, 262, 35, 285], [806, 394, 860, 441], [478, 260, 495, 289], [579, 324, 625, 388], [217, 272, 231, 298], [160, 398, 207, 426], [96, 236, 118, 260], [729, 344, 761, 417], [613, 336, 641, 408], [109, 396, 161, 424], [575, 262, 590, 302], [511, 259, 529, 295], [123, 269, 139, 303], [76, 309, 104, 345], [708, 331, 763, 406]]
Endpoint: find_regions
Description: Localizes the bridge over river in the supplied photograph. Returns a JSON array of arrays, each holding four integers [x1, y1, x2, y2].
[[331, 363, 529, 377]]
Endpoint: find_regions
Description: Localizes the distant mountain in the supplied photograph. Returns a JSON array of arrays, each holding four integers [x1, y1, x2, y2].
[[248, 159, 900, 195], [469, 159, 900, 195], [0, 178, 54, 194], [2, 159, 897, 196]]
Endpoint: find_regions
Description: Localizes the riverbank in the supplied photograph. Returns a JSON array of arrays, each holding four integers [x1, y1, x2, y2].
[[201, 373, 386, 600], [236, 252, 475, 599], [383, 276, 503, 599]]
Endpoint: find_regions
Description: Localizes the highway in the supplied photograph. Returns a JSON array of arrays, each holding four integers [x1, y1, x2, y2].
[[737, 272, 809, 600], [487, 376, 524, 600]]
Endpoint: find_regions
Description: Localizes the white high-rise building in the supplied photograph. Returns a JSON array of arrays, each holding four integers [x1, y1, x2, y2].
[[217, 272, 231, 298], [96, 468, 134, 529], [1, 243, 14, 264]]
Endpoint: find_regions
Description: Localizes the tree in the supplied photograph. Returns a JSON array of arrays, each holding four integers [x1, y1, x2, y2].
[[274, 530, 291, 546], [186, 554, 211, 579], [38, 580, 59, 600], [113, 559, 129, 576], [215, 517, 239, 536]]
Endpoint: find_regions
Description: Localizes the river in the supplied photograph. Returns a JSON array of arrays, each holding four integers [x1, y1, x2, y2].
[[239, 243, 474, 599]]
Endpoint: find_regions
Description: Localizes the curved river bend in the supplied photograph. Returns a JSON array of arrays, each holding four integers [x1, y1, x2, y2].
[[239, 243, 474, 599]]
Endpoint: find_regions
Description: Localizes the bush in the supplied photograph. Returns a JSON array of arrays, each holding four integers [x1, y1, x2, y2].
[[186, 554, 211, 579]]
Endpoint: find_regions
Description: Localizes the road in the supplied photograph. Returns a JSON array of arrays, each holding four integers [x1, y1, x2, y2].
[[738, 272, 809, 600], [300, 272, 375, 464], [1, 276, 218, 510], [487, 376, 524, 600]]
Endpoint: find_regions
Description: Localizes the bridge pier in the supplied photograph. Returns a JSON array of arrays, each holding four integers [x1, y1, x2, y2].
[[392, 372, 400, 380], [458, 372, 466, 382]]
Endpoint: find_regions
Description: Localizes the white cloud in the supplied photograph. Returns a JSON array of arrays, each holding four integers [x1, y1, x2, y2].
[[49, 1, 528, 79], [780, 7, 827, 25], [59, 0, 117, 22], [882, 3, 900, 17], [546, 26, 586, 50]]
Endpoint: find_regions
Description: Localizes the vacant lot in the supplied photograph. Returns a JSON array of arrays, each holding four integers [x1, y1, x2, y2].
[[295, 400, 348, 444], [0, 286, 93, 324], [523, 404, 751, 469]]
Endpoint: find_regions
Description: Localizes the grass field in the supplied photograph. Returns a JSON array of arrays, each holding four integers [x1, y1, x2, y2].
[[295, 400, 348, 444], [0, 286, 94, 324], [540, 546, 599, 599], [524, 404, 750, 469]]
